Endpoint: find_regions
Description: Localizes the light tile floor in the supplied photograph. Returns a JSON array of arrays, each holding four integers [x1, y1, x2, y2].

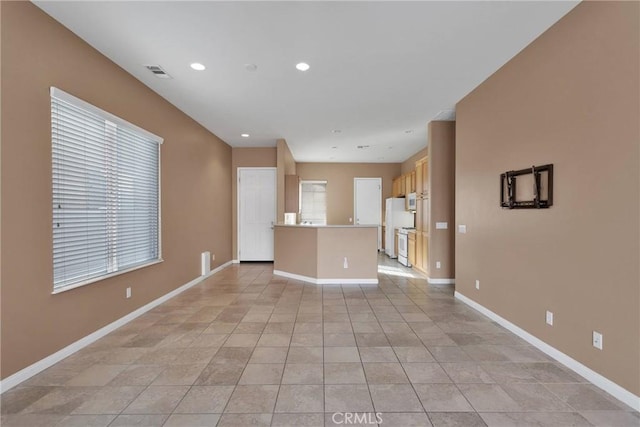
[[2, 255, 639, 426]]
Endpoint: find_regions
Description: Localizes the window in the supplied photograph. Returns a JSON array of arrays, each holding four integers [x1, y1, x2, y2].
[[51, 88, 162, 293], [299, 180, 327, 225]]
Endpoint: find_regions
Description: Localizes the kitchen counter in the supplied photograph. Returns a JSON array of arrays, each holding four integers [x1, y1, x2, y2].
[[273, 224, 378, 284]]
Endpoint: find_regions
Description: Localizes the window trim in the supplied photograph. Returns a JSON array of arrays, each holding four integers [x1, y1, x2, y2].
[[50, 87, 164, 295], [299, 179, 328, 225]]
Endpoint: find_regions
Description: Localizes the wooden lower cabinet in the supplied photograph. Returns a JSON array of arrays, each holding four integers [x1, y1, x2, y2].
[[408, 232, 416, 266], [420, 232, 428, 274], [414, 231, 429, 274]]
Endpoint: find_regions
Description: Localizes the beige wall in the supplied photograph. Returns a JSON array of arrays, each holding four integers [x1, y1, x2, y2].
[[276, 139, 296, 222], [274, 226, 378, 281], [317, 227, 378, 280], [231, 147, 277, 258], [0, 3, 232, 379], [456, 1, 639, 396], [401, 147, 427, 175], [273, 226, 317, 278], [296, 163, 401, 225], [428, 121, 455, 279]]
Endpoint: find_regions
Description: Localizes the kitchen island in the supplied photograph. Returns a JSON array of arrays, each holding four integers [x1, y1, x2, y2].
[[273, 224, 379, 284]]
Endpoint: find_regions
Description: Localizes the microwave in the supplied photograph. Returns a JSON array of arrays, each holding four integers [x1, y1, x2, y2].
[[407, 192, 417, 211]]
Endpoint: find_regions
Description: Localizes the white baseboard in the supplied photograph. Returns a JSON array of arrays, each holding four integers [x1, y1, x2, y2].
[[0, 260, 233, 394], [232, 259, 240, 264], [273, 270, 378, 285], [427, 277, 455, 285], [454, 291, 640, 412]]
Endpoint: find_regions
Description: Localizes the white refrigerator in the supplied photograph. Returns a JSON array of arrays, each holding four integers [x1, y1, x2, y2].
[[385, 198, 415, 258]]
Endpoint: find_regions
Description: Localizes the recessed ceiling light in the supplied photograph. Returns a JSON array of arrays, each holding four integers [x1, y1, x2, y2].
[[241, 133, 250, 138], [244, 63, 258, 72], [295, 62, 310, 71], [190, 63, 206, 71], [332, 129, 341, 133], [405, 129, 413, 134]]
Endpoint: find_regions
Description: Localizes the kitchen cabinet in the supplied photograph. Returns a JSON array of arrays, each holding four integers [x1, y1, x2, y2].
[[394, 229, 399, 257], [413, 156, 429, 274], [404, 173, 412, 195], [284, 174, 300, 213], [408, 231, 416, 266]]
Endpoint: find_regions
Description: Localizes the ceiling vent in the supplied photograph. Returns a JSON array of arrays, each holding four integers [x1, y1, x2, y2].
[[144, 65, 172, 79]]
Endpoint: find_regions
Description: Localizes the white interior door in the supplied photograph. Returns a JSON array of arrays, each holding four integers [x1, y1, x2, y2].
[[354, 177, 382, 250], [238, 168, 276, 261]]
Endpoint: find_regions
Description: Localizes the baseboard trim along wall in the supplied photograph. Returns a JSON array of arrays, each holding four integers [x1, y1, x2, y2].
[[427, 277, 455, 285], [0, 260, 234, 394], [454, 291, 640, 412], [273, 270, 378, 285]]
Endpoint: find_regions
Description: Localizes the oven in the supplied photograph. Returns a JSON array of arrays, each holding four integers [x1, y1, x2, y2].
[[397, 228, 411, 267]]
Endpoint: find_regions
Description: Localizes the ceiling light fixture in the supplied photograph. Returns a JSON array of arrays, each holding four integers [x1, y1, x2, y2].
[[190, 63, 206, 71], [241, 133, 250, 138], [295, 62, 310, 71]]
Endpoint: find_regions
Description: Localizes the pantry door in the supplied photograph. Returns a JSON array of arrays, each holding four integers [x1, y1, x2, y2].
[[238, 168, 277, 261]]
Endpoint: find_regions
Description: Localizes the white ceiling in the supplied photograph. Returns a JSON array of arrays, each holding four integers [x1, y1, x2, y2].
[[34, 1, 578, 163]]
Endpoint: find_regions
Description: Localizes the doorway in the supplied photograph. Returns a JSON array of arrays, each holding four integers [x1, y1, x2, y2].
[[238, 167, 277, 261], [354, 177, 382, 250]]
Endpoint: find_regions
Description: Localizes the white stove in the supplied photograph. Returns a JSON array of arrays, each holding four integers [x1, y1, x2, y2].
[[396, 227, 414, 267]]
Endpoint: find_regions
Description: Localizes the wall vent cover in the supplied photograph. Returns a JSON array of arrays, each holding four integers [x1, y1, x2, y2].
[[144, 65, 172, 79]]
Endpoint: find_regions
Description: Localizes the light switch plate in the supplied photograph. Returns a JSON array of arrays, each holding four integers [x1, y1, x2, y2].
[[458, 224, 467, 234], [436, 222, 448, 229], [546, 310, 553, 326]]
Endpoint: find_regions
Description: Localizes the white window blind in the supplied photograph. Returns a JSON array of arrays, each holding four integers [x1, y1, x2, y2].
[[51, 87, 162, 293], [299, 181, 327, 225]]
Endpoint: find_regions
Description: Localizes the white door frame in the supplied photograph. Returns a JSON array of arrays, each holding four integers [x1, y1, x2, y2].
[[237, 167, 277, 261], [353, 177, 383, 250]]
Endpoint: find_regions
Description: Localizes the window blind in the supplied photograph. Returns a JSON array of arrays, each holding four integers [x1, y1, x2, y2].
[[299, 181, 327, 225], [51, 87, 162, 292]]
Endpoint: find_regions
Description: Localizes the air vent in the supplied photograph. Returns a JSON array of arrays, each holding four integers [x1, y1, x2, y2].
[[144, 65, 172, 79], [357, 145, 371, 149]]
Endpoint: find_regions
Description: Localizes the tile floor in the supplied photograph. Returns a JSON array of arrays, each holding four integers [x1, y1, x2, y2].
[[2, 256, 638, 426]]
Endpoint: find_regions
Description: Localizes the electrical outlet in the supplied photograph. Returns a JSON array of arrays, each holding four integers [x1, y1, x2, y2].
[[343, 257, 348, 269], [475, 280, 480, 290], [436, 261, 441, 269], [546, 310, 554, 326], [126, 287, 131, 299], [593, 331, 603, 350], [211, 253, 215, 261]]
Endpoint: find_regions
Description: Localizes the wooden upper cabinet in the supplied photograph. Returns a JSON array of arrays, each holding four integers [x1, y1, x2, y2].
[[422, 159, 429, 197], [415, 157, 427, 197], [392, 177, 399, 197], [284, 174, 300, 213], [404, 174, 412, 195], [410, 170, 416, 193]]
